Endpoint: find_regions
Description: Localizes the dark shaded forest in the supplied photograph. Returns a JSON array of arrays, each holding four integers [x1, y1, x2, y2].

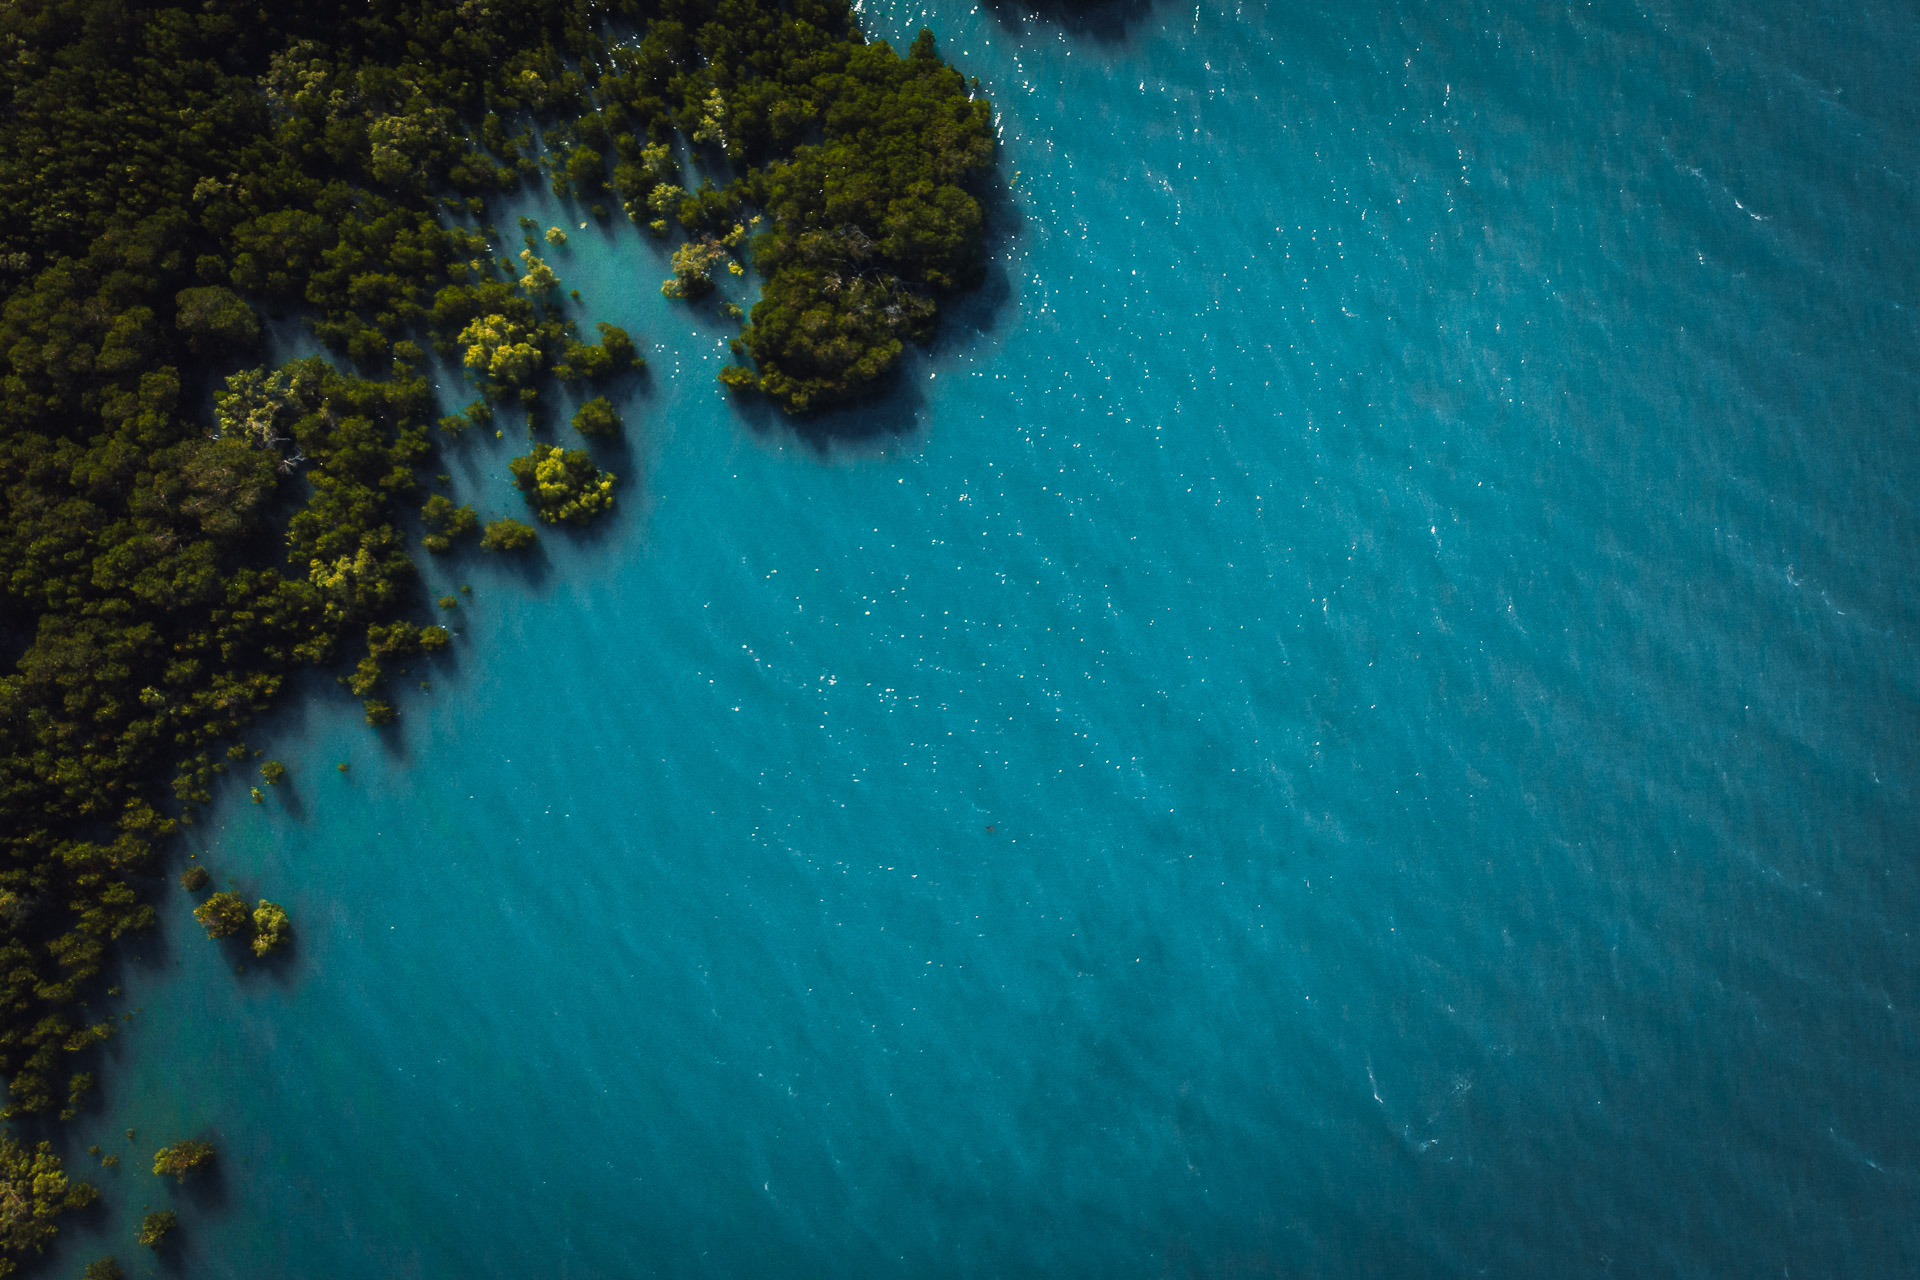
[[0, 0, 993, 1266]]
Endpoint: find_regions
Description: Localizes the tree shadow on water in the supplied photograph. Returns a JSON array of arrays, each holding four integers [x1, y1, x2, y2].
[[729, 370, 930, 456], [167, 1140, 230, 1216], [983, 0, 1159, 44], [929, 164, 1021, 356]]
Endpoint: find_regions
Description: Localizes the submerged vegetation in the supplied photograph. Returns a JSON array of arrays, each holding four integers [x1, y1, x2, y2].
[[0, 0, 992, 1264]]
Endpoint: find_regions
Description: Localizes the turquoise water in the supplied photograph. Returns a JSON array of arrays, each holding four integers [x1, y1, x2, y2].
[[52, 0, 1920, 1274]]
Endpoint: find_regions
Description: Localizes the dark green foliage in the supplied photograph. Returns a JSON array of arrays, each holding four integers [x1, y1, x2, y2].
[[192, 892, 248, 940], [731, 28, 994, 409], [178, 866, 210, 893], [572, 396, 621, 438], [150, 1140, 213, 1183], [138, 1209, 177, 1250], [594, 322, 641, 372], [554, 322, 642, 382], [480, 518, 537, 552], [82, 1261, 124, 1280], [740, 243, 937, 412], [510, 444, 616, 524], [260, 760, 286, 785], [421, 495, 479, 552], [438, 400, 494, 435], [0, 1136, 96, 1267], [174, 286, 263, 356]]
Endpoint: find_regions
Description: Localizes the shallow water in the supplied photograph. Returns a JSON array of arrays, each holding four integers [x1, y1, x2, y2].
[[53, 0, 1920, 1274]]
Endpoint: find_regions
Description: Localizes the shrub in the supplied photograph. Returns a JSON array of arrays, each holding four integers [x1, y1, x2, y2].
[[151, 1140, 214, 1183], [509, 444, 615, 525], [193, 892, 248, 939], [139, 1210, 178, 1249], [572, 396, 620, 438], [421, 495, 479, 553], [251, 901, 291, 957], [480, 518, 537, 552]]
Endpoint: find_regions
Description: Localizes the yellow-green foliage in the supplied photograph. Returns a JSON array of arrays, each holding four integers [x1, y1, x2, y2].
[[150, 1140, 213, 1183], [193, 892, 249, 940], [459, 313, 543, 386], [251, 901, 292, 957], [0, 1136, 96, 1266], [509, 444, 615, 525], [661, 239, 728, 300], [517, 250, 560, 297]]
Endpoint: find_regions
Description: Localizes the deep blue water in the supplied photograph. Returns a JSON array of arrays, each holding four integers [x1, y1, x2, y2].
[[50, 0, 1920, 1274]]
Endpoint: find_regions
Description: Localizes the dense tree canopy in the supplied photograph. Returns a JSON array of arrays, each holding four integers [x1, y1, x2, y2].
[[0, 1135, 95, 1274]]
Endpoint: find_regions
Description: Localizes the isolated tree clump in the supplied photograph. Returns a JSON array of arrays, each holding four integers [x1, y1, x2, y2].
[[251, 901, 292, 957], [151, 1140, 214, 1183], [193, 892, 249, 940], [480, 518, 538, 552], [571, 396, 621, 438], [138, 1210, 177, 1249], [509, 444, 615, 525]]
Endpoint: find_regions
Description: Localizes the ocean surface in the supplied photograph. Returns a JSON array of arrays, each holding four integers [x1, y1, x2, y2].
[[50, 0, 1920, 1274]]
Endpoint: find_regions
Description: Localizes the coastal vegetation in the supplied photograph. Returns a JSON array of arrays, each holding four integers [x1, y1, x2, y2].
[[0, 0, 991, 1264], [0, 1136, 95, 1273]]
